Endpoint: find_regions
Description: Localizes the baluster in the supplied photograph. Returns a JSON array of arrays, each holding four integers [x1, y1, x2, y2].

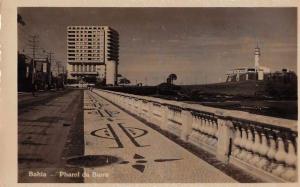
[[201, 117, 207, 133], [205, 118, 212, 143], [189, 116, 198, 141], [201, 118, 209, 143], [207, 120, 215, 145], [196, 116, 202, 142], [265, 134, 277, 172], [199, 117, 205, 132], [284, 139, 297, 167], [272, 136, 288, 176], [203, 119, 210, 143], [211, 121, 218, 146], [256, 132, 269, 169], [244, 129, 254, 161], [192, 115, 197, 129], [195, 116, 200, 131], [205, 119, 213, 144], [237, 128, 248, 160], [281, 138, 297, 181], [195, 116, 201, 142], [198, 117, 206, 142], [232, 126, 242, 157], [249, 129, 261, 165]]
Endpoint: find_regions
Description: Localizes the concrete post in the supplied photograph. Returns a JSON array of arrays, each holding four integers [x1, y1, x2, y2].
[[216, 118, 233, 163], [180, 106, 193, 142]]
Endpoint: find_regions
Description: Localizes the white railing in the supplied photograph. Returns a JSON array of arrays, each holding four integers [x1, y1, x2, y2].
[[93, 89, 298, 182]]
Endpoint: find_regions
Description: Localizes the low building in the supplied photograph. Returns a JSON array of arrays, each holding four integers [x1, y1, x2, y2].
[[226, 45, 271, 82], [18, 52, 52, 91]]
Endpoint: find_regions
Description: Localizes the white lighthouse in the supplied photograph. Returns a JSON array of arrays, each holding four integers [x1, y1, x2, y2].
[[226, 43, 270, 82], [254, 43, 260, 70]]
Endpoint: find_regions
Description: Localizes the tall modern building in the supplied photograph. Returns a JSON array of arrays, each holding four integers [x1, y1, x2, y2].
[[66, 26, 119, 85]]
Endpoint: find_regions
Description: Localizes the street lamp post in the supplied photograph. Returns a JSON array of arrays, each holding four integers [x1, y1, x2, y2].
[[31, 59, 36, 96]]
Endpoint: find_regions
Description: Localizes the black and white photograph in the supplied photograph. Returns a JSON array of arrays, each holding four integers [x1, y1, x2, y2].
[[1, 1, 298, 184]]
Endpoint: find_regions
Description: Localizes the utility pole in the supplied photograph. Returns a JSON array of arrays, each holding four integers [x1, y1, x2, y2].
[[57, 61, 60, 75], [62, 66, 65, 88], [47, 51, 54, 89], [28, 35, 39, 94]]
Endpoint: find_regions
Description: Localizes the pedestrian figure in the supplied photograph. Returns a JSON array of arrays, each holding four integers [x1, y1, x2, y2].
[[31, 81, 36, 96]]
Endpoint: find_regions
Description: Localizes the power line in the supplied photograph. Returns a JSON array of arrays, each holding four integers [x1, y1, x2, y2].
[[28, 35, 39, 84], [18, 26, 32, 41]]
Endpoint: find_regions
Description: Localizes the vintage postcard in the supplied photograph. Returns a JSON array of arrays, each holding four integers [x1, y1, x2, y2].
[[0, 0, 299, 186]]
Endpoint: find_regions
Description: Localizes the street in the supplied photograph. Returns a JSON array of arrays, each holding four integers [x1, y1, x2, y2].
[[18, 88, 238, 183], [18, 89, 84, 182]]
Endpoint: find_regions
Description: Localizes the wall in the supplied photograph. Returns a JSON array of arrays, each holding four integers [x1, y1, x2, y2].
[[93, 89, 298, 182]]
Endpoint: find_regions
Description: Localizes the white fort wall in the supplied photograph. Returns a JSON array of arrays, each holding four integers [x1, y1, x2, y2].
[[93, 89, 298, 183]]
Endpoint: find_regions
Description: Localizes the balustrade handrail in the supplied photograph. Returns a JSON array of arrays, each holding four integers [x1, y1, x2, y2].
[[97, 89, 297, 132]]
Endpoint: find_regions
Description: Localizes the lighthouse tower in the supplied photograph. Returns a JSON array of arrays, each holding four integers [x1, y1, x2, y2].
[[254, 43, 260, 70]]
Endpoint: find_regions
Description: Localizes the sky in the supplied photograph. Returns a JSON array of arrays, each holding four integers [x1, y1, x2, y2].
[[18, 7, 297, 85]]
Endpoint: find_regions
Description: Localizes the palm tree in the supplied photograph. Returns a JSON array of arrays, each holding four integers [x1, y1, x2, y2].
[[168, 73, 177, 85]]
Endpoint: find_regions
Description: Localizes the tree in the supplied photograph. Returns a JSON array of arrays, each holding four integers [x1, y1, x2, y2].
[[119, 78, 131, 85], [167, 73, 177, 85], [166, 77, 171, 84], [17, 14, 26, 26]]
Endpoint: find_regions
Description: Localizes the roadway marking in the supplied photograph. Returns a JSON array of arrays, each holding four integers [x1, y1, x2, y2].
[[83, 90, 236, 182], [97, 109, 104, 117], [87, 93, 119, 119], [90, 124, 124, 148], [90, 123, 150, 148], [118, 153, 182, 173], [104, 109, 112, 117], [118, 123, 149, 147]]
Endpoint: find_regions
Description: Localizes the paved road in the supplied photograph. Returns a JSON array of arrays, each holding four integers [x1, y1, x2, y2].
[[82, 90, 236, 183], [18, 89, 84, 183]]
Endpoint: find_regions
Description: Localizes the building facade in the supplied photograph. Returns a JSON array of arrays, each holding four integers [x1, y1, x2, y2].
[[66, 26, 119, 85], [18, 53, 52, 91], [226, 45, 270, 82]]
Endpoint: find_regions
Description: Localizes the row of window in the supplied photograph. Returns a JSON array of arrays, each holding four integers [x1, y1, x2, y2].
[[69, 45, 103, 49], [68, 33, 104, 37], [68, 38, 102, 41], [68, 46, 104, 49], [69, 54, 103, 57], [68, 42, 103, 45], [72, 64, 97, 72], [68, 58, 103, 61], [68, 26, 107, 30], [68, 50, 103, 53], [68, 45, 104, 49], [68, 30, 104, 33]]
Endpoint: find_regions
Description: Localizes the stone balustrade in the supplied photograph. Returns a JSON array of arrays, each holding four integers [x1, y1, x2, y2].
[[93, 89, 298, 182]]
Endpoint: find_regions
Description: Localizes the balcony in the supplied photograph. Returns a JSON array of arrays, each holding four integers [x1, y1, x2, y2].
[[70, 71, 98, 76]]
